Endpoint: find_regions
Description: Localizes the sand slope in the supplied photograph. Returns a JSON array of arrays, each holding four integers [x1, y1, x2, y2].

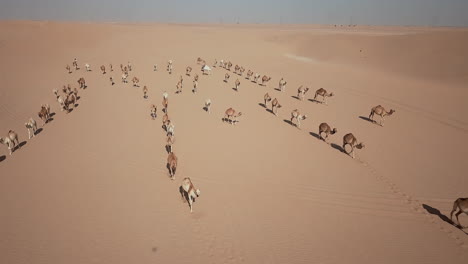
[[0, 21, 467, 264]]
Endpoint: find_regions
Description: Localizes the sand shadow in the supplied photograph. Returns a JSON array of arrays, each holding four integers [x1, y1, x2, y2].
[[0, 155, 5, 162], [331, 143, 344, 153], [359, 116, 375, 124]]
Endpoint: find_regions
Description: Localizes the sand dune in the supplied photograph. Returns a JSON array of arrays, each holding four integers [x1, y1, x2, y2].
[[0, 21, 467, 264]]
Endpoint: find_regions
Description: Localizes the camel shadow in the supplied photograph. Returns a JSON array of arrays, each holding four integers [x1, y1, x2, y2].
[[266, 109, 275, 115], [291, 95, 300, 100], [359, 116, 375, 124], [12, 141, 27, 152], [232, 87, 238, 92], [0, 155, 5, 162], [258, 103, 266, 108], [331, 143, 344, 153], [308, 98, 322, 104], [309, 132, 321, 140], [35, 128, 43, 136], [50, 112, 56, 118], [421, 204, 468, 234], [283, 119, 295, 127]]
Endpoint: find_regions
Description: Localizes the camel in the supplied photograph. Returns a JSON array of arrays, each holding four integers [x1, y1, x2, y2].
[[201, 64, 211, 75], [25, 118, 38, 139], [38, 104, 50, 126], [180, 177, 201, 213], [166, 134, 174, 153], [66, 64, 72, 74], [290, 109, 307, 128], [99, 65, 105, 74], [0, 130, 20, 155], [271, 98, 282, 116], [53, 89, 67, 111], [314, 88, 334, 105], [77, 77, 86, 89], [234, 79, 240, 91], [162, 113, 170, 129], [224, 73, 230, 82], [450, 198, 468, 228], [342, 133, 365, 159], [279, 78, 287, 91], [154, 64, 158, 71], [318, 123, 337, 143], [143, 86, 148, 99], [227, 61, 233, 71], [213, 59, 218, 67], [162, 93, 169, 113], [253, 73, 260, 83], [234, 65, 240, 74], [264, 93, 272, 107], [205, 99, 211, 113], [194, 74, 199, 82], [127, 62, 132, 71], [150, 104, 157, 120], [297, 85, 310, 101], [62, 85, 68, 94], [369, 105, 396, 126], [197, 57, 205, 65], [224, 108, 242, 125], [186, 66, 192, 76], [246, 70, 253, 80], [123, 66, 129, 75], [193, 80, 198, 93], [109, 64, 113, 72], [167, 60, 173, 74], [176, 80, 183, 94], [85, 63, 91, 72], [167, 152, 178, 180], [110, 77, 114, 85], [239, 67, 245, 76], [72, 58, 78, 70], [261, 75, 271, 86], [120, 64, 124, 72], [166, 122, 175, 137], [121, 73, 128, 83], [132, 77, 140, 87], [64, 92, 77, 112]]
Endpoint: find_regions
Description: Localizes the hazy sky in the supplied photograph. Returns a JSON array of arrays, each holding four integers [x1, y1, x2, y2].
[[0, 0, 467, 27]]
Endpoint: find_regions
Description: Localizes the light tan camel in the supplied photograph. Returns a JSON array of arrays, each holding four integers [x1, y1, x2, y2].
[[342, 133, 365, 159], [234, 65, 240, 74], [197, 57, 205, 65], [120, 64, 124, 72], [72, 58, 78, 70], [186, 66, 192, 76], [180, 177, 201, 213], [261, 75, 271, 86], [279, 78, 287, 91], [264, 93, 272, 107], [271, 98, 282, 116], [166, 135, 174, 153], [227, 61, 233, 71], [239, 67, 245, 76], [213, 59, 218, 67], [38, 104, 50, 126], [25, 118, 38, 139], [205, 99, 211, 113], [143, 86, 148, 99], [176, 80, 183, 94], [162, 95, 168, 113], [53, 89, 67, 112], [253, 73, 260, 83], [450, 198, 468, 228], [64, 92, 77, 113], [224, 108, 242, 125], [109, 64, 113, 72], [0, 130, 20, 155], [121, 73, 128, 83], [318, 123, 337, 143], [314, 88, 334, 105], [369, 105, 396, 126], [66, 64, 72, 74], [224, 73, 230, 83], [150, 104, 157, 120], [246, 70, 253, 80], [127, 62, 132, 71], [194, 74, 199, 82], [167, 152, 178, 180], [132, 76, 140, 87], [85, 63, 91, 71], [162, 113, 171, 129], [290, 109, 307, 128], [297, 85, 309, 101], [100, 65, 106, 74], [235, 79, 240, 91]]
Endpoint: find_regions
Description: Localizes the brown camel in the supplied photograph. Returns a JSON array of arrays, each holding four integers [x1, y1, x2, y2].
[[100, 65, 106, 74], [224, 108, 242, 125], [194, 74, 199, 82], [318, 123, 337, 143], [450, 198, 468, 228], [224, 73, 230, 83], [186, 66, 192, 76], [162, 96, 168, 113], [150, 104, 157, 120], [162, 113, 171, 129], [342, 133, 365, 159], [77, 77, 86, 89], [290, 109, 307, 128], [66, 64, 72, 74], [166, 135, 174, 153], [180, 177, 201, 213], [132, 77, 140, 87], [167, 152, 178, 180], [246, 70, 253, 80], [0, 130, 20, 155], [314, 88, 334, 105], [369, 105, 395, 126], [271, 98, 282, 116], [143, 86, 148, 99], [38, 104, 51, 126], [261, 75, 271, 86]]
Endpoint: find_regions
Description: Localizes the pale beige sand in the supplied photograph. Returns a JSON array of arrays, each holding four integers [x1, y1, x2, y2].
[[0, 21, 467, 264]]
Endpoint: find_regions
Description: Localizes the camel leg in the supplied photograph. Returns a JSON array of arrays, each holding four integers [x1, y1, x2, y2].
[[451, 208, 457, 223], [381, 117, 385, 127], [352, 148, 355, 159], [189, 198, 193, 213]]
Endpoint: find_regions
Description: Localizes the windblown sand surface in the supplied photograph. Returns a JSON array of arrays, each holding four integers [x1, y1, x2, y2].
[[0, 21, 467, 264]]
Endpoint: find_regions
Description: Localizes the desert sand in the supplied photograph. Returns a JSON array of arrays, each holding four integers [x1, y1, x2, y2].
[[0, 21, 467, 264]]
